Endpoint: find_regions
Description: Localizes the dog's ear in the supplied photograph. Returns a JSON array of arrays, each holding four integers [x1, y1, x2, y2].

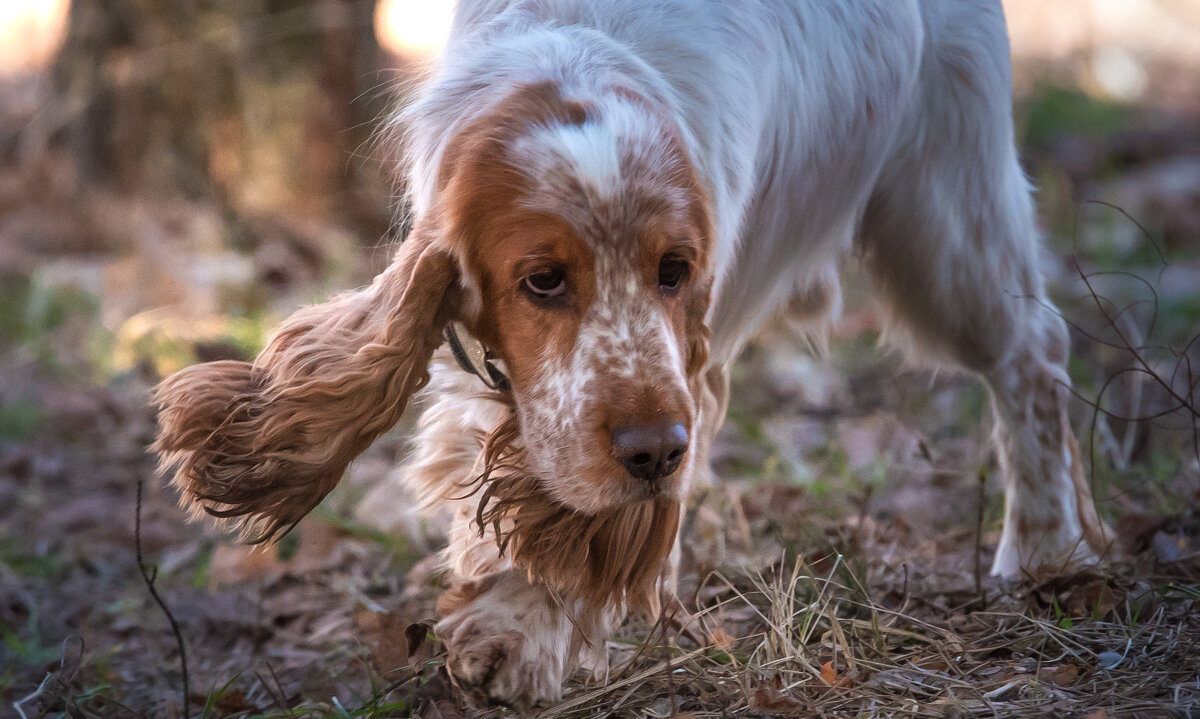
[[152, 219, 459, 542]]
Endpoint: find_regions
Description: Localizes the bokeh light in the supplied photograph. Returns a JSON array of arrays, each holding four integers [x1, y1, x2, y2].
[[0, 0, 70, 76], [374, 0, 454, 56]]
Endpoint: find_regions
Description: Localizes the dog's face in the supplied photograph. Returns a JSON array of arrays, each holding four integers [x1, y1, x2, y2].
[[150, 81, 709, 548], [441, 84, 713, 513]]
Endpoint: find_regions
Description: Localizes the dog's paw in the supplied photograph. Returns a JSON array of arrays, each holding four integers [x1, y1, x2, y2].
[[438, 609, 566, 710], [435, 574, 573, 710], [991, 458, 1113, 582], [990, 490, 1110, 581], [991, 528, 1103, 582]]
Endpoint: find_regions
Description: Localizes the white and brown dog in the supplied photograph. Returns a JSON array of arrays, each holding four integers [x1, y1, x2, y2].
[[154, 0, 1109, 708]]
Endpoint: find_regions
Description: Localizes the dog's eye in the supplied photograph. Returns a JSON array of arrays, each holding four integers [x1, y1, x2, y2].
[[523, 269, 567, 299], [658, 256, 689, 292]]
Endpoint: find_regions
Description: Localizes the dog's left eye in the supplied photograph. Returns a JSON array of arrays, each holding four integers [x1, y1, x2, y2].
[[523, 268, 567, 299], [658, 256, 689, 292]]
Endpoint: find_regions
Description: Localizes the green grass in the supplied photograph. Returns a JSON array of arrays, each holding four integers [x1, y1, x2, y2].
[[1018, 84, 1134, 154], [0, 399, 42, 442], [0, 539, 68, 581], [0, 277, 92, 348]]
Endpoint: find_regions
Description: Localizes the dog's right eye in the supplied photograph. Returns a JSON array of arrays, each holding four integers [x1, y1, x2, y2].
[[523, 269, 567, 299]]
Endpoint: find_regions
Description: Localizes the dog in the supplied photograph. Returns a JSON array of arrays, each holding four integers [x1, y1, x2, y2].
[[153, 0, 1111, 708]]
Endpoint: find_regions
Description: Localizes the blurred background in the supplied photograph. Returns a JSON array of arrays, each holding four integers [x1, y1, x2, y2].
[[0, 1, 1198, 714], [1, 0, 1198, 402]]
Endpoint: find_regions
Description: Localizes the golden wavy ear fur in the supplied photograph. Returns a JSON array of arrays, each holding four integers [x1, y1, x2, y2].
[[152, 222, 459, 542]]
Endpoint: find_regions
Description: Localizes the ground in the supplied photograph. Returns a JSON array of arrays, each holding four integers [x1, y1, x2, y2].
[[2, 43, 1200, 719]]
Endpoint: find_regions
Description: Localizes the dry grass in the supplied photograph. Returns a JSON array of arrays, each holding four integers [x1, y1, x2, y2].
[[246, 503, 1198, 718], [541, 559, 1200, 717]]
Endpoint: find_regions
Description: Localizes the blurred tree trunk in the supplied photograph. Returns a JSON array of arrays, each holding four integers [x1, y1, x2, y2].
[[51, 0, 391, 235]]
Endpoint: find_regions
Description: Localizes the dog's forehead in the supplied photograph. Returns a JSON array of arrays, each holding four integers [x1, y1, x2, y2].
[[507, 97, 692, 254]]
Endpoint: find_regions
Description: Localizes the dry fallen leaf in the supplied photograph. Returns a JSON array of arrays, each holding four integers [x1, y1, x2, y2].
[[707, 623, 736, 653], [820, 660, 838, 686], [1042, 663, 1081, 686], [750, 681, 808, 714]]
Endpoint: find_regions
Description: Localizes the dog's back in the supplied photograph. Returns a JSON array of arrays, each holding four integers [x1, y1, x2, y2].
[[418, 0, 1017, 358]]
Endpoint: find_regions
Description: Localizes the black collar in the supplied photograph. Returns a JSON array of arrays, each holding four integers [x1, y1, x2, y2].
[[443, 321, 511, 392]]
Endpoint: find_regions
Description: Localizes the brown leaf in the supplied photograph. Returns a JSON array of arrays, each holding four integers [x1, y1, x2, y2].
[[1116, 513, 1167, 550], [416, 698, 467, 719], [190, 689, 252, 713], [405, 621, 438, 669], [820, 660, 838, 686], [1030, 571, 1127, 619], [207, 521, 352, 586], [707, 624, 736, 653], [750, 682, 807, 715], [1042, 663, 1080, 686], [356, 609, 442, 678]]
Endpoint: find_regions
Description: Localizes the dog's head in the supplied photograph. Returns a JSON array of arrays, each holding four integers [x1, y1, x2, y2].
[[153, 82, 712, 602], [440, 82, 714, 513]]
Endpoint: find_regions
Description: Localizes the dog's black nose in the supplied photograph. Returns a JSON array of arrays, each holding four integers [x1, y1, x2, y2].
[[611, 422, 689, 482]]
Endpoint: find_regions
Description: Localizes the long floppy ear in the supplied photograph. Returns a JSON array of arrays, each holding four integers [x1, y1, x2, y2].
[[152, 220, 459, 542]]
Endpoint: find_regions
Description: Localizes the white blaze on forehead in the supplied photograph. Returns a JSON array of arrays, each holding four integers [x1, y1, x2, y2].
[[510, 97, 674, 204], [542, 122, 623, 197]]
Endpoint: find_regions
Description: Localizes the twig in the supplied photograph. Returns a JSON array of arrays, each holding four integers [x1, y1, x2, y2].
[[135, 479, 191, 719], [265, 660, 290, 710], [12, 672, 52, 719], [254, 671, 287, 712], [974, 468, 987, 609]]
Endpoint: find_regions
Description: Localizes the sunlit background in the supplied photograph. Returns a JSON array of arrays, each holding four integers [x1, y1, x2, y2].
[[0, 0, 70, 76], [2, 0, 1198, 106], [374, 0, 454, 54], [0, 0, 457, 75]]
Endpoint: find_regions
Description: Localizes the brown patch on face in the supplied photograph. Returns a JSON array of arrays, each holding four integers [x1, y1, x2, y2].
[[436, 82, 599, 390], [677, 169, 715, 385]]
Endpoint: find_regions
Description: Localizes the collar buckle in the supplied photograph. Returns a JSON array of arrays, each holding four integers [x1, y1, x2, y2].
[[443, 321, 511, 392]]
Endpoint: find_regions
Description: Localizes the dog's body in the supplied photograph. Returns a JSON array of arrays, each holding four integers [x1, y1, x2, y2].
[[154, 0, 1109, 709]]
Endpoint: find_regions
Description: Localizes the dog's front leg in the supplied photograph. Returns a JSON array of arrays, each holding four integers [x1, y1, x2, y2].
[[437, 570, 609, 710]]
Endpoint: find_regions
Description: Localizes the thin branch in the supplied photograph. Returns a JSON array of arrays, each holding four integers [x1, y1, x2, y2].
[[135, 479, 191, 719]]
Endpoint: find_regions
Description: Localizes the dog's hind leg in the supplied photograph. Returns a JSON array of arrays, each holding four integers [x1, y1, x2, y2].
[[858, 5, 1109, 580]]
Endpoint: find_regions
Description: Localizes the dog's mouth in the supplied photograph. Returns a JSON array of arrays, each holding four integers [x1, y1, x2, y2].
[[543, 456, 689, 512], [625, 470, 686, 502]]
